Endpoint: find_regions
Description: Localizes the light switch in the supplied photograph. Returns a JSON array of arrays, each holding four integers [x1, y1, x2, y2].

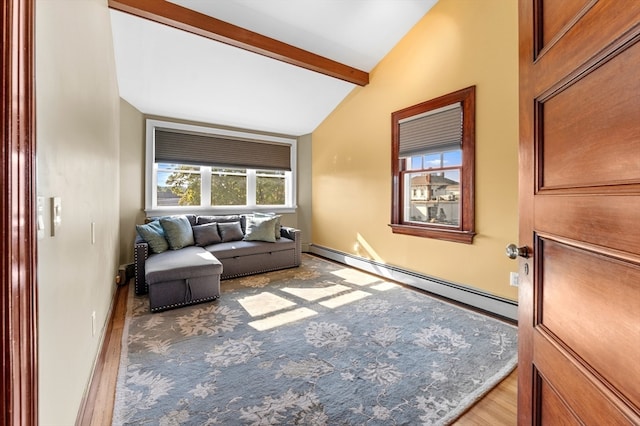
[[51, 197, 61, 236]]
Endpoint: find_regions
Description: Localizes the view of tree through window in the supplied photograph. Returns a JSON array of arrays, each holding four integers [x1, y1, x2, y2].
[[256, 170, 286, 205], [211, 168, 247, 206], [156, 163, 287, 207], [158, 165, 200, 206]]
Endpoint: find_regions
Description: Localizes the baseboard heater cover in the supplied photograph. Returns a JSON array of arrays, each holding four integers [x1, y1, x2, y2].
[[309, 244, 518, 322]]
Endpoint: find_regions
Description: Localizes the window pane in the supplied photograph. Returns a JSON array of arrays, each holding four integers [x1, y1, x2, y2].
[[443, 150, 462, 167], [423, 153, 441, 169], [211, 168, 247, 206], [257, 170, 286, 205], [408, 156, 423, 170], [159, 164, 201, 206], [404, 169, 460, 227]]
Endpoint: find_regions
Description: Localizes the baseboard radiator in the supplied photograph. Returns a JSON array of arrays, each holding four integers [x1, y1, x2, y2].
[[309, 244, 518, 322]]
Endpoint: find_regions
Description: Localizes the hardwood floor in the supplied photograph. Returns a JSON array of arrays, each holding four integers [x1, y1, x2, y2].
[[80, 282, 517, 425], [453, 369, 517, 425]]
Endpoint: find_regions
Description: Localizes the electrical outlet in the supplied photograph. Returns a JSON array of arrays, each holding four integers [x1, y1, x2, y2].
[[91, 311, 96, 336], [510, 272, 519, 287]]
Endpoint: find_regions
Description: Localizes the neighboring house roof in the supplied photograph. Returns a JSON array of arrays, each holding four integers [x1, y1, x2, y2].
[[410, 174, 459, 186]]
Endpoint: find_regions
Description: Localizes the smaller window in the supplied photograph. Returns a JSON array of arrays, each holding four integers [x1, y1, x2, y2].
[[390, 86, 475, 243]]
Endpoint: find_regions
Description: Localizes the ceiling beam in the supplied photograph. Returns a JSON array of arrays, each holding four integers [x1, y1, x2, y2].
[[108, 0, 369, 86]]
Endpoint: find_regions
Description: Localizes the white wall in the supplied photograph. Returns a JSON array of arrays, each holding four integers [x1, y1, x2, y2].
[[36, 0, 121, 423], [297, 133, 313, 251], [119, 99, 146, 264]]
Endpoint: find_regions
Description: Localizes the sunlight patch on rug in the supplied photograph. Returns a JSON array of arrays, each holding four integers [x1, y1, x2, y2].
[[371, 281, 400, 291], [319, 289, 371, 308], [281, 283, 351, 301], [238, 292, 296, 317], [331, 268, 381, 286], [248, 307, 317, 331]]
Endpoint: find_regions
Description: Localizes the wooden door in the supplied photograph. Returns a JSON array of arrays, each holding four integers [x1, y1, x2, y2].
[[2, 0, 38, 425], [518, 1, 640, 424]]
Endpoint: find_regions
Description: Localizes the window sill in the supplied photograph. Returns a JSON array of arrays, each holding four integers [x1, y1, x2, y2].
[[389, 223, 475, 244]]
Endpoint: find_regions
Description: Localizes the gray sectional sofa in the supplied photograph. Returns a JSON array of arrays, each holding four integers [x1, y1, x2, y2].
[[134, 213, 301, 311]]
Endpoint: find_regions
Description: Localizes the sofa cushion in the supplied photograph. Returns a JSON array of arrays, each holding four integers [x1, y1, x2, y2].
[[160, 215, 195, 250], [145, 246, 222, 284], [206, 237, 295, 259], [218, 221, 244, 242], [136, 221, 169, 253], [243, 215, 278, 243], [192, 222, 222, 246]]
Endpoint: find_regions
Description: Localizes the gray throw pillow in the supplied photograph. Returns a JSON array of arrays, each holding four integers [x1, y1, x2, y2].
[[244, 215, 278, 243], [160, 215, 195, 250], [192, 222, 222, 246], [218, 221, 244, 242], [135, 221, 169, 253], [198, 214, 247, 233]]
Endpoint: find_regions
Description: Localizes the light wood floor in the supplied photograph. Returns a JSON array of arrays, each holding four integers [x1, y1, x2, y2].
[[78, 283, 517, 425]]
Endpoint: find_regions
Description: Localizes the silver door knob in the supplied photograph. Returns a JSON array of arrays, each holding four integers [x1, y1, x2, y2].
[[506, 244, 529, 259]]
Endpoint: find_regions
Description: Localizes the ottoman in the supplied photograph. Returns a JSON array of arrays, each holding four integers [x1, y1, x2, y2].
[[145, 246, 222, 312]]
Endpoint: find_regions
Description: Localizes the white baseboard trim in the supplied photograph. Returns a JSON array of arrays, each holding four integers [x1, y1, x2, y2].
[[309, 244, 518, 322]]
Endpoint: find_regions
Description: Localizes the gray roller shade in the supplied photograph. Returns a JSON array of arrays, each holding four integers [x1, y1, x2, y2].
[[155, 128, 291, 171], [399, 103, 462, 157]]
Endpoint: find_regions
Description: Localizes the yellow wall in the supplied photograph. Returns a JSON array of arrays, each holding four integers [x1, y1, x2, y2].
[[312, 0, 519, 300], [36, 0, 121, 423]]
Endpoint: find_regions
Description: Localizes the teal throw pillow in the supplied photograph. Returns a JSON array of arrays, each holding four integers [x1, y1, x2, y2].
[[136, 221, 169, 253], [244, 215, 278, 243], [160, 215, 195, 250], [252, 212, 282, 239]]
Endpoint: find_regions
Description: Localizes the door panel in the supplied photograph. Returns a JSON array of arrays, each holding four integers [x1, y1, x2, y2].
[[535, 196, 640, 255], [519, 0, 640, 424], [539, 378, 581, 426], [541, 40, 640, 189], [539, 0, 592, 50], [540, 238, 640, 408], [534, 334, 634, 424]]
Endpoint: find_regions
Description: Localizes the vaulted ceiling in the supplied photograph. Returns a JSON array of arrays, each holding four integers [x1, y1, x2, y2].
[[109, 0, 438, 136]]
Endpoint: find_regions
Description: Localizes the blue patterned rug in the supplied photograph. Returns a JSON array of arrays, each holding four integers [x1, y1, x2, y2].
[[113, 254, 517, 425]]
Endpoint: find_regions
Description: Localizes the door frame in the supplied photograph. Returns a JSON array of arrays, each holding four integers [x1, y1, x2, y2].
[[1, 0, 38, 424]]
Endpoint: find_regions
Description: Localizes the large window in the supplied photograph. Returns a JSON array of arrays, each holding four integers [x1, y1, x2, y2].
[[390, 86, 475, 243], [146, 120, 296, 214]]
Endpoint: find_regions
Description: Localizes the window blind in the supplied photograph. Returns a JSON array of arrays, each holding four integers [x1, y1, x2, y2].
[[154, 128, 291, 171], [399, 103, 462, 157]]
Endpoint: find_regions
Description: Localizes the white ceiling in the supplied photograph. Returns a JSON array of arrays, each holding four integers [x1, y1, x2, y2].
[[110, 0, 438, 136]]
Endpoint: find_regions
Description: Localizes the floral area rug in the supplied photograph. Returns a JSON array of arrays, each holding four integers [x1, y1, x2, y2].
[[113, 254, 517, 425]]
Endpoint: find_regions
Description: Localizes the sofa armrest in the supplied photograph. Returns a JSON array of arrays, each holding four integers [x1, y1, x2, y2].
[[280, 227, 302, 266], [134, 238, 149, 295]]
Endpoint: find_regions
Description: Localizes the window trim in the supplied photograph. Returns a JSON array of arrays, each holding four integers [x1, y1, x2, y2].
[[145, 119, 297, 215], [390, 86, 476, 244]]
